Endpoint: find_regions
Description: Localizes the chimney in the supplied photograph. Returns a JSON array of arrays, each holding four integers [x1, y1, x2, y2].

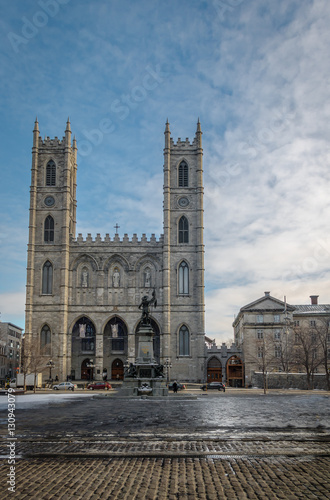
[[310, 295, 319, 305], [264, 291, 270, 297]]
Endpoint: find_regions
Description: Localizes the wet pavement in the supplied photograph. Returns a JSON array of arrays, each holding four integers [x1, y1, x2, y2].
[[0, 390, 329, 498]]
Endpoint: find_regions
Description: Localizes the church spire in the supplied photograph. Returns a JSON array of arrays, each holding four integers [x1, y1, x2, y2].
[[65, 117, 71, 145], [66, 117, 71, 132], [34, 117, 39, 132], [164, 119, 171, 149], [195, 118, 202, 147], [33, 117, 39, 148]]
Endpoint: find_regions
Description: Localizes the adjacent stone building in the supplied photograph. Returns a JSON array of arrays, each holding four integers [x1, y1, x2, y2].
[[25, 119, 205, 383], [233, 292, 330, 389], [0, 322, 23, 383]]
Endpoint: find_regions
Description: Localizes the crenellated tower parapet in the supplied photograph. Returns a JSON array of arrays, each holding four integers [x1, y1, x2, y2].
[[72, 233, 164, 245], [169, 136, 199, 148]]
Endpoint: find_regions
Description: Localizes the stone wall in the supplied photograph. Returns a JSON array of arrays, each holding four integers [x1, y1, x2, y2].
[[251, 372, 329, 390]]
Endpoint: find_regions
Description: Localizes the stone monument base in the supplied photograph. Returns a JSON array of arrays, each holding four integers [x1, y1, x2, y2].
[[118, 323, 168, 397], [119, 378, 168, 397]]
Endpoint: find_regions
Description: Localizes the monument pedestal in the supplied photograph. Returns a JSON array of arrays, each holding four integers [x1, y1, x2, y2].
[[119, 324, 168, 397]]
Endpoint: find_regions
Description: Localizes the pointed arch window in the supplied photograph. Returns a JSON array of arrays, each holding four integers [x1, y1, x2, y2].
[[72, 317, 96, 353], [178, 216, 189, 243], [105, 317, 128, 353], [46, 160, 56, 186], [178, 261, 189, 295], [179, 325, 190, 356], [178, 161, 188, 187], [42, 261, 53, 294], [44, 215, 54, 242], [40, 324, 51, 354]]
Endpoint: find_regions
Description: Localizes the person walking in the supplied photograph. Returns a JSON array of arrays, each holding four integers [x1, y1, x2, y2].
[[172, 381, 178, 393]]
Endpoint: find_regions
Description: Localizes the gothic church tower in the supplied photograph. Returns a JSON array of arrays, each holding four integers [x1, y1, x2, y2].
[[25, 118, 77, 378], [163, 120, 205, 381]]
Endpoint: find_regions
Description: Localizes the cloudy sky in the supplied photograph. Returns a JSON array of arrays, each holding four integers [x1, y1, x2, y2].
[[1, 0, 330, 344]]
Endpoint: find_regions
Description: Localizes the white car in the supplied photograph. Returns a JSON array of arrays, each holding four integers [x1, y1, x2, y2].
[[53, 382, 77, 391]]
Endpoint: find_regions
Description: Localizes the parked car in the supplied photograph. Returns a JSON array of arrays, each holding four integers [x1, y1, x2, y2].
[[200, 382, 225, 392], [53, 382, 77, 391], [87, 381, 112, 390], [168, 382, 186, 391]]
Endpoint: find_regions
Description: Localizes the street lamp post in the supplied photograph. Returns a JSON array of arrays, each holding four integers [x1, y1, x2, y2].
[[164, 358, 172, 386], [46, 359, 55, 382], [86, 359, 94, 382], [283, 314, 291, 385]]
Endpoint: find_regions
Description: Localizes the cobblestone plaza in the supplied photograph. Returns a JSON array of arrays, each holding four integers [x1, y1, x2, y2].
[[1, 390, 329, 499]]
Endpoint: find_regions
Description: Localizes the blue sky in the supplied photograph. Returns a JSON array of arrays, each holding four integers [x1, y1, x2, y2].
[[1, 0, 330, 343]]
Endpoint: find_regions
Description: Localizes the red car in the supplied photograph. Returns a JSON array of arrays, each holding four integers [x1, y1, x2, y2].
[[87, 381, 112, 390]]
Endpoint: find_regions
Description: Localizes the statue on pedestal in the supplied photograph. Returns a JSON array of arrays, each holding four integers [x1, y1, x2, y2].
[[138, 289, 157, 326]]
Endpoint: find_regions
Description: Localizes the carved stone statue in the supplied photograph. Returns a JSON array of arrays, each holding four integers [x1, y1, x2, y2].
[[124, 363, 138, 378], [138, 289, 157, 325], [144, 268, 151, 287], [111, 324, 118, 338], [82, 268, 88, 287], [113, 268, 120, 287]]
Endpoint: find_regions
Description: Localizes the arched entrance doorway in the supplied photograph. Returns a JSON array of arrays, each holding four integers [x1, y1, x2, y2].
[[111, 358, 124, 380], [207, 356, 222, 382], [226, 356, 244, 387], [81, 358, 94, 380]]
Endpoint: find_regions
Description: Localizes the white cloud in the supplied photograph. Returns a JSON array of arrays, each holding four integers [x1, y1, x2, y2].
[[1, 0, 330, 345], [0, 291, 25, 327]]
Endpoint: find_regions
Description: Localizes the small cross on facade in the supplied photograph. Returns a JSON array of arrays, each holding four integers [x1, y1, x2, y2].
[[114, 223, 120, 234]]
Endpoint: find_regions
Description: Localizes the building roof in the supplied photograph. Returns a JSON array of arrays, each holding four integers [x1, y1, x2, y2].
[[292, 304, 330, 314], [239, 293, 295, 313], [0, 322, 24, 331]]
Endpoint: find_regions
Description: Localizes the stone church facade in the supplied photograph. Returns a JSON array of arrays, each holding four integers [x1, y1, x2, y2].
[[25, 119, 205, 383]]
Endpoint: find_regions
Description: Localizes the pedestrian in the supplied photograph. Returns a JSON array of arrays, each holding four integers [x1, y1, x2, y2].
[[55, 375, 59, 382], [172, 381, 178, 393]]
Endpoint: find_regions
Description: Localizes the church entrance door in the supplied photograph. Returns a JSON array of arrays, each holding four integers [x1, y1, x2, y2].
[[226, 356, 244, 387], [81, 358, 93, 380], [111, 358, 124, 380], [207, 357, 222, 382]]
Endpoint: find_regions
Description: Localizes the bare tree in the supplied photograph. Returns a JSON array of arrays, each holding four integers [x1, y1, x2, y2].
[[276, 328, 296, 380], [22, 336, 45, 392], [293, 322, 323, 390], [313, 318, 330, 392], [245, 332, 276, 394], [20, 336, 30, 391]]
